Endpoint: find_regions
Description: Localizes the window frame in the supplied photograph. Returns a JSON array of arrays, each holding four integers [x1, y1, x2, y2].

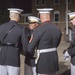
[[41, 0, 46, 6], [35, 0, 40, 6], [54, 11, 60, 22], [21, 14, 32, 24], [54, 0, 60, 5]]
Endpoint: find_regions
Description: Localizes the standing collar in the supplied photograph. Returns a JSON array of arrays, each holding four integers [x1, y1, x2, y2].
[[41, 20, 51, 25], [9, 20, 18, 25], [42, 20, 51, 23]]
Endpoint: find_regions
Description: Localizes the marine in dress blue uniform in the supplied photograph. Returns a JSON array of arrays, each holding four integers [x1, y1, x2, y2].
[[25, 16, 40, 75], [28, 8, 62, 75], [0, 8, 28, 75], [64, 12, 75, 75]]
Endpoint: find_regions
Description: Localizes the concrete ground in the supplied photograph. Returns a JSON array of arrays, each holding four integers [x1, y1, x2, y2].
[[57, 42, 70, 75], [20, 42, 70, 75]]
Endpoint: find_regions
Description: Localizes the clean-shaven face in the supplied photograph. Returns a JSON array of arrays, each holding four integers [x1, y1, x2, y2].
[[70, 17, 75, 25], [29, 23, 38, 30]]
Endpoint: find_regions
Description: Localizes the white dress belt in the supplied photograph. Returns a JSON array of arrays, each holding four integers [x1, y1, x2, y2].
[[37, 48, 57, 53], [35, 48, 57, 64]]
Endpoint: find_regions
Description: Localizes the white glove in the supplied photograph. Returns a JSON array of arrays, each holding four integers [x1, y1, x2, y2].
[[63, 51, 70, 61], [35, 50, 40, 64]]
